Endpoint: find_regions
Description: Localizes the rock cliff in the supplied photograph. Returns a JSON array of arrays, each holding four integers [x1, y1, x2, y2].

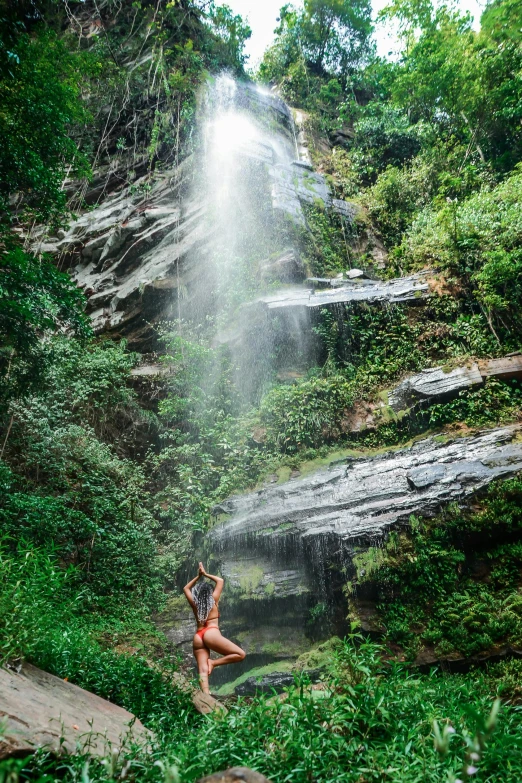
[[207, 426, 522, 663]]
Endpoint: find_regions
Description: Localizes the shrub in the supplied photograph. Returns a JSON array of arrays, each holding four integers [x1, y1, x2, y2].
[[260, 375, 355, 452]]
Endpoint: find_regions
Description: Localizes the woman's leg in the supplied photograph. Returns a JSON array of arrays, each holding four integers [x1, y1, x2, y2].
[[193, 635, 211, 694], [202, 628, 245, 676]]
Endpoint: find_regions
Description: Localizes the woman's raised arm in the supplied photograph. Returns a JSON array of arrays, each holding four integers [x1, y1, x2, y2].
[[183, 572, 200, 609], [199, 562, 224, 602]]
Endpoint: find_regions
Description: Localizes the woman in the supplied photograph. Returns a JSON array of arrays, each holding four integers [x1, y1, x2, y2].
[[184, 562, 246, 694]]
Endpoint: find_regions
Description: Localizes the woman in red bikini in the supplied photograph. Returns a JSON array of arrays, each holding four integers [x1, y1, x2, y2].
[[184, 562, 246, 694]]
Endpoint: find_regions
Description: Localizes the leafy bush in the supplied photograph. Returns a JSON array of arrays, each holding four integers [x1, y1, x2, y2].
[[6, 636, 522, 783], [0, 339, 162, 611], [365, 158, 437, 246], [0, 539, 75, 664], [349, 104, 424, 183], [0, 538, 192, 738], [0, 30, 91, 227], [399, 168, 522, 332], [0, 250, 90, 407], [32, 622, 193, 736], [350, 478, 522, 658], [260, 375, 355, 452], [429, 378, 522, 429]]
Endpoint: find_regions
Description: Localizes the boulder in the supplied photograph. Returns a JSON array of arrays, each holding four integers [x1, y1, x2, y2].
[[0, 663, 150, 759], [389, 354, 522, 412], [235, 669, 320, 697], [192, 691, 227, 716], [197, 769, 272, 783], [346, 268, 368, 280]]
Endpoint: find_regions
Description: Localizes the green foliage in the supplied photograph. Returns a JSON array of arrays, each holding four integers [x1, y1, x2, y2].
[[303, 203, 353, 276], [4, 636, 522, 783], [0, 537, 192, 734], [429, 379, 522, 429], [399, 168, 522, 331], [351, 478, 522, 658], [0, 338, 161, 611], [365, 158, 437, 246], [348, 104, 423, 184], [0, 29, 92, 228], [0, 538, 75, 664], [207, 3, 252, 72], [147, 328, 277, 573], [259, 0, 373, 112], [381, 1, 522, 172], [260, 374, 355, 452], [32, 622, 194, 736], [0, 249, 90, 407]]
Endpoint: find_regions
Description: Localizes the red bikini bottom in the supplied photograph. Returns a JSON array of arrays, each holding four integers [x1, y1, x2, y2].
[[195, 624, 217, 640]]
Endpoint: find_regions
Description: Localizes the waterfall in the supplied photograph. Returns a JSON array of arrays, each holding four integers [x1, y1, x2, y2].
[[178, 74, 332, 410]]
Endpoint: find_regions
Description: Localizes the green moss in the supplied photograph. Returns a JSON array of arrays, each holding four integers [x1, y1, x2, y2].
[[213, 660, 295, 696], [294, 637, 343, 672], [276, 466, 293, 484], [238, 565, 264, 594], [262, 641, 283, 655]]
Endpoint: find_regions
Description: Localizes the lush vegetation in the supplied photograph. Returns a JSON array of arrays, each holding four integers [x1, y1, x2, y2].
[[1, 0, 522, 781], [2, 635, 522, 783], [348, 477, 522, 660]]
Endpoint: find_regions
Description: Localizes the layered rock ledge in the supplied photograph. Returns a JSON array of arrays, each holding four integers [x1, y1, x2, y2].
[[211, 426, 522, 550], [256, 272, 431, 313], [389, 355, 522, 412]]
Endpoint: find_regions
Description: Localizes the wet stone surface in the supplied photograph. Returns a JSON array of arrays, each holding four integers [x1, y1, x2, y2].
[[211, 426, 522, 550], [389, 355, 522, 412]]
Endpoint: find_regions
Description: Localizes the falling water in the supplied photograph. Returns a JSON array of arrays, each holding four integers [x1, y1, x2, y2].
[[178, 75, 353, 683], [180, 74, 318, 410]]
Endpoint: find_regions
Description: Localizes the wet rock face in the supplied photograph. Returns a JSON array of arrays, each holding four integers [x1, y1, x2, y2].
[[257, 272, 431, 313], [212, 427, 522, 552], [389, 355, 522, 412], [37, 162, 199, 350], [39, 80, 355, 349]]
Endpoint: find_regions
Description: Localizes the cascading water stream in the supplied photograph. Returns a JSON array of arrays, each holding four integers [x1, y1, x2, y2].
[[176, 75, 357, 684], [178, 74, 320, 411]]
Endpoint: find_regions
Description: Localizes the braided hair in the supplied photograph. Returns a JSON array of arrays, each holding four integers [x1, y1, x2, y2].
[[192, 580, 215, 623]]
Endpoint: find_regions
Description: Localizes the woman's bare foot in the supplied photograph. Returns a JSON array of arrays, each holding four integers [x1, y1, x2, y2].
[[207, 658, 214, 677]]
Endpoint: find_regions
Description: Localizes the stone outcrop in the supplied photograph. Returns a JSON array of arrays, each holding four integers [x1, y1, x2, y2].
[[389, 354, 522, 412], [234, 669, 320, 697], [257, 272, 431, 313], [259, 248, 305, 283], [197, 769, 272, 783], [0, 663, 150, 759], [212, 426, 522, 552]]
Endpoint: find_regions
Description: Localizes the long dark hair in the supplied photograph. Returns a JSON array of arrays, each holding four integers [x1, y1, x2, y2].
[[192, 580, 215, 623]]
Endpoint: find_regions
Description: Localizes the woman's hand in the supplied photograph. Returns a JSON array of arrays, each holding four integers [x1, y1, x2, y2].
[[198, 562, 206, 577]]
